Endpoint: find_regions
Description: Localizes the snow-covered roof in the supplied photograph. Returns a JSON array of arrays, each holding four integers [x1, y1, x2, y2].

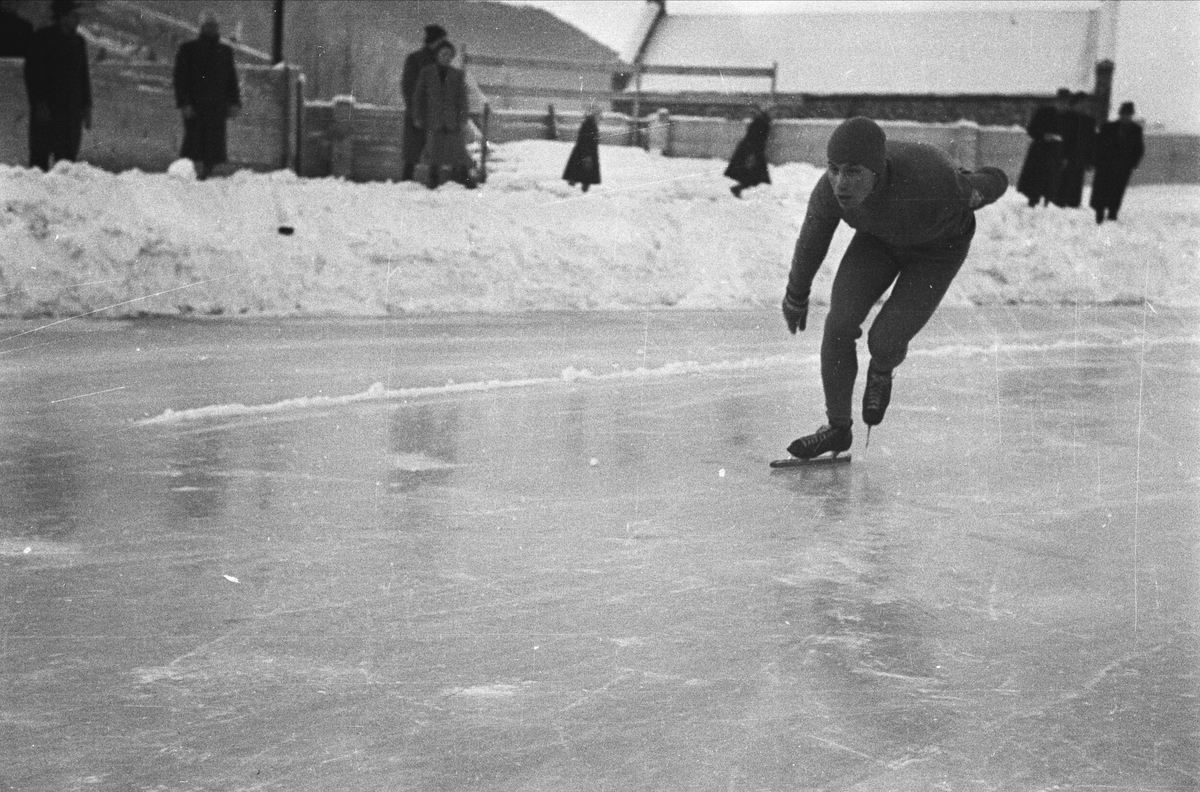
[[634, 6, 1105, 95]]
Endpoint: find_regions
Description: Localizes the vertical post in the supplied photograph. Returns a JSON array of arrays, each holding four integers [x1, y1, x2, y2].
[[546, 103, 557, 140], [280, 65, 291, 169], [331, 95, 355, 178], [770, 61, 777, 104], [293, 74, 305, 175], [272, 0, 284, 64], [632, 63, 642, 146], [1094, 58, 1114, 120], [480, 103, 489, 183]]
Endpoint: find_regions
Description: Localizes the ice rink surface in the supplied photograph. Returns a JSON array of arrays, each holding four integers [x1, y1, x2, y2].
[[2, 306, 1197, 791]]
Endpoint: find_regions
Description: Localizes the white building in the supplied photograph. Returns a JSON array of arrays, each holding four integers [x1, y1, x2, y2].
[[616, 0, 1199, 131]]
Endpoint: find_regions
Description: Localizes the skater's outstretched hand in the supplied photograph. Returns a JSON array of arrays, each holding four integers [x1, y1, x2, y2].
[[782, 292, 808, 334]]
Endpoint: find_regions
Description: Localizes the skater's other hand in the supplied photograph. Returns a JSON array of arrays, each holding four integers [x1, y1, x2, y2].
[[782, 293, 808, 334]]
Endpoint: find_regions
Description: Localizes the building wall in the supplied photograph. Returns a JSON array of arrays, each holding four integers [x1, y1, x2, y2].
[[0, 59, 301, 173]]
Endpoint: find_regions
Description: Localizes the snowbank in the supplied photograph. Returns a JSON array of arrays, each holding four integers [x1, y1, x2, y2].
[[2, 140, 1197, 318]]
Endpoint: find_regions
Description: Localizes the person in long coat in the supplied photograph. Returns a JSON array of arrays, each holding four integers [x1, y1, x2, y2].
[[1016, 89, 1068, 207], [173, 12, 241, 180], [412, 40, 476, 189], [1051, 92, 1096, 208], [725, 107, 772, 197], [400, 24, 446, 182], [23, 0, 91, 171], [562, 108, 600, 192], [1090, 101, 1145, 224]]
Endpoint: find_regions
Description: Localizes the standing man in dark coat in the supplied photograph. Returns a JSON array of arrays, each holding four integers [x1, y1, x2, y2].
[[1016, 89, 1068, 207], [562, 106, 600, 192], [1051, 92, 1097, 208], [725, 106, 772, 197], [23, 0, 91, 171], [0, 0, 34, 58], [1090, 101, 1145, 224], [401, 23, 446, 182], [173, 12, 241, 180]]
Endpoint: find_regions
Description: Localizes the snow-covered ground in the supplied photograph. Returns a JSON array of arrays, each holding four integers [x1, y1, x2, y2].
[[2, 140, 1197, 318]]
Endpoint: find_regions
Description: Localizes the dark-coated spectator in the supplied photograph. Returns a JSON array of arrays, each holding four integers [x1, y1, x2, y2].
[[1051, 92, 1097, 208], [23, 0, 91, 171], [562, 106, 601, 193], [725, 106, 772, 198], [173, 11, 241, 180], [1016, 88, 1068, 207], [400, 23, 446, 182], [412, 40, 476, 189], [1090, 101, 1145, 224], [0, 0, 34, 58]]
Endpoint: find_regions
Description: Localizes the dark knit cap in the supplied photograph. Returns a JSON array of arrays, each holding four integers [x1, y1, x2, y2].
[[827, 117, 887, 176], [424, 24, 447, 45]]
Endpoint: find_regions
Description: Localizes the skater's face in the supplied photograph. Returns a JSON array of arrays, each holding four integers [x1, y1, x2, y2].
[[436, 46, 455, 66], [826, 162, 877, 208]]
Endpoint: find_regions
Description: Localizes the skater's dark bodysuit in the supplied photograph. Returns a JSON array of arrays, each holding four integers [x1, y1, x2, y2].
[[782, 117, 1008, 457]]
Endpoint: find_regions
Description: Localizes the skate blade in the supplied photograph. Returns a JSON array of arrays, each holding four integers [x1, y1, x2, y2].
[[770, 453, 851, 468]]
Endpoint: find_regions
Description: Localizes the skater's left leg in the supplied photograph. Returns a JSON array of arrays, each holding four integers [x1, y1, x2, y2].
[[866, 230, 973, 375], [821, 232, 901, 427]]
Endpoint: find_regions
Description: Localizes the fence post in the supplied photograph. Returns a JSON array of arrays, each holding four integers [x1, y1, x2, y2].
[[631, 63, 643, 147], [330, 94, 355, 178], [647, 108, 670, 155], [293, 73, 306, 175], [480, 102, 489, 183], [546, 103, 558, 140], [950, 120, 980, 170]]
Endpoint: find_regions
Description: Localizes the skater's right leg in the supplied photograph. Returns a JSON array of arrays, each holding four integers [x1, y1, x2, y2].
[[821, 232, 900, 427]]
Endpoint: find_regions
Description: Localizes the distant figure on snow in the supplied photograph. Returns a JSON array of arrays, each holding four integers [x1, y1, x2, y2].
[[412, 40, 476, 189], [1051, 92, 1096, 208], [173, 12, 241, 180], [725, 106, 772, 198], [23, 0, 91, 170], [1090, 101, 1145, 225], [1016, 88, 1068, 207], [780, 117, 1009, 461], [562, 106, 601, 192], [400, 23, 447, 182], [0, 0, 34, 58]]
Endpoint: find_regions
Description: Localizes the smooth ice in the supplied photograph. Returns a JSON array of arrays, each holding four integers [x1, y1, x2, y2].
[[2, 307, 1197, 791]]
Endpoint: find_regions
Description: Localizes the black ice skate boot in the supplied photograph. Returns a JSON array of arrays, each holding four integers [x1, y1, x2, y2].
[[862, 363, 893, 427], [787, 424, 853, 460]]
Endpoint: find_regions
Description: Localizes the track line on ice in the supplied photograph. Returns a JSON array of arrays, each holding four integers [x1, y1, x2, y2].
[[134, 331, 1199, 427], [135, 354, 811, 426]]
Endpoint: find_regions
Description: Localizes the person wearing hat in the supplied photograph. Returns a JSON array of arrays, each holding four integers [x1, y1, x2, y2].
[[173, 11, 242, 180], [1090, 101, 1144, 224], [401, 23, 447, 181], [1016, 88, 1070, 208], [1051, 92, 1097, 208], [23, 0, 92, 170], [780, 116, 1009, 460]]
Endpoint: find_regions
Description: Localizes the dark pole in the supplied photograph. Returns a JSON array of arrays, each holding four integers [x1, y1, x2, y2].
[[272, 0, 284, 64]]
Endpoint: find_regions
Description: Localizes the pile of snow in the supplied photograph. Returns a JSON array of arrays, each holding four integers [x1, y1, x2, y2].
[[2, 140, 1197, 318]]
